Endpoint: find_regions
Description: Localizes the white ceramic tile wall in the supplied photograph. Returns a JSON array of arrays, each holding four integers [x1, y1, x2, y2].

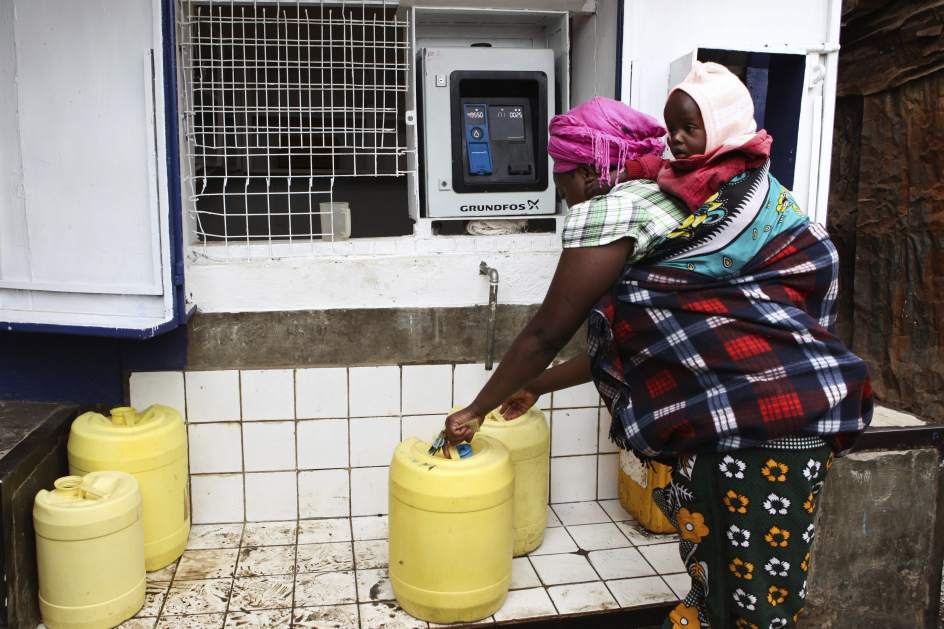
[[295, 368, 348, 419], [129, 364, 621, 524], [241, 369, 295, 421], [129, 371, 185, 417]]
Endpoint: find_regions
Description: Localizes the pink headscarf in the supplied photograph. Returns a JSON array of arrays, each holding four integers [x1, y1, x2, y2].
[[548, 97, 666, 185]]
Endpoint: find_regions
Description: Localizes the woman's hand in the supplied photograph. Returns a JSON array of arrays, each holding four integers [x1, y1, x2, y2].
[[444, 406, 484, 445], [499, 388, 539, 420]]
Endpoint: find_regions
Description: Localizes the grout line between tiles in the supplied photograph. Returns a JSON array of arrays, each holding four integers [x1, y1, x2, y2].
[[237, 372, 247, 524]]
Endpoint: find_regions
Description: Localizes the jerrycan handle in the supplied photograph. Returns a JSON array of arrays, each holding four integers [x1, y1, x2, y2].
[[79, 475, 117, 500], [109, 406, 141, 427]]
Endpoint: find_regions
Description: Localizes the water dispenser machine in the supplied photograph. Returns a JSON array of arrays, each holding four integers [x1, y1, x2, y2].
[[419, 47, 556, 219]]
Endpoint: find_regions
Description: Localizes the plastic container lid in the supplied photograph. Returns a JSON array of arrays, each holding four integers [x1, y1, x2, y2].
[[34, 472, 142, 541]]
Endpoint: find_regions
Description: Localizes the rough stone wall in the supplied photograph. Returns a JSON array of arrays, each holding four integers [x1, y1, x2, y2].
[[826, 0, 944, 419], [804, 448, 944, 628]]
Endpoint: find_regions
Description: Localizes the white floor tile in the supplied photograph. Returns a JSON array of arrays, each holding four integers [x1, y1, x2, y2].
[[552, 502, 610, 526], [615, 519, 679, 547], [510, 557, 540, 590], [296, 368, 348, 419], [492, 588, 557, 622], [528, 527, 577, 556], [235, 545, 296, 577], [292, 604, 358, 628], [296, 542, 355, 574], [224, 609, 291, 628], [358, 602, 429, 628], [298, 518, 351, 544], [662, 572, 691, 599], [129, 371, 185, 418], [566, 522, 632, 551], [356, 568, 394, 602], [119, 617, 158, 628], [297, 419, 349, 470], [162, 579, 231, 615], [637, 542, 686, 575], [350, 417, 401, 467], [299, 469, 350, 518], [550, 408, 599, 456], [529, 553, 598, 586], [550, 457, 597, 503], [351, 467, 389, 516], [185, 371, 240, 423], [547, 581, 618, 615], [137, 582, 168, 617], [190, 474, 244, 524], [599, 499, 631, 522], [187, 524, 243, 550], [242, 521, 297, 547], [240, 369, 294, 420], [229, 575, 294, 611], [349, 366, 400, 417], [156, 613, 223, 629], [352, 516, 388, 541], [607, 576, 678, 607], [243, 421, 295, 472], [294, 571, 357, 607], [354, 539, 388, 570], [402, 365, 453, 415], [587, 547, 655, 580], [545, 507, 562, 528], [176, 549, 239, 581], [245, 472, 297, 521]]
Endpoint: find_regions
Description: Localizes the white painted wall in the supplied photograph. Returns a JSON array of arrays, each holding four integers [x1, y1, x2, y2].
[[187, 234, 562, 312]]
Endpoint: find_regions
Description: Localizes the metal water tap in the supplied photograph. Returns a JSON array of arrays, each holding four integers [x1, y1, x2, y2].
[[479, 261, 499, 370]]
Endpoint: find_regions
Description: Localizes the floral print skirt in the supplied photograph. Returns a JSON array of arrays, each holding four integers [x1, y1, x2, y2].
[[654, 439, 832, 629]]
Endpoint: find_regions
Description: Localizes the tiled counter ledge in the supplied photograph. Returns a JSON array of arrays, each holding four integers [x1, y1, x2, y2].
[[118, 500, 683, 629]]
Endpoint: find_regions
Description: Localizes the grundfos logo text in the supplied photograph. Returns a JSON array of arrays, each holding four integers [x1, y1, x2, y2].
[[459, 199, 540, 212]]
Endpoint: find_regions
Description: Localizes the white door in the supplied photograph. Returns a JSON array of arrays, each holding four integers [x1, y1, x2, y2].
[[619, 0, 842, 224], [0, 0, 178, 335]]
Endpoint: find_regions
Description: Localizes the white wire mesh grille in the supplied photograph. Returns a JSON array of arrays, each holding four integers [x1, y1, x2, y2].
[[177, 0, 412, 256]]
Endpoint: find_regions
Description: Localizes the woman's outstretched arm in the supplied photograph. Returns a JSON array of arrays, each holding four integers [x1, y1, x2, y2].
[[446, 238, 632, 442]]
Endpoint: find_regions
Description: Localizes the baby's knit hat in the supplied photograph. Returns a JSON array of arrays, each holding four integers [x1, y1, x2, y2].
[[671, 61, 757, 154]]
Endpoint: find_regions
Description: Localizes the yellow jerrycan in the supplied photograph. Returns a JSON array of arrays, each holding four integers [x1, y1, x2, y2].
[[389, 435, 513, 624], [68, 405, 189, 571], [34, 472, 145, 629], [617, 450, 676, 534], [477, 407, 549, 556]]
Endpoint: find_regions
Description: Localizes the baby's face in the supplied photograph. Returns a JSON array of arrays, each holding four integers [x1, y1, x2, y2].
[[664, 90, 707, 158]]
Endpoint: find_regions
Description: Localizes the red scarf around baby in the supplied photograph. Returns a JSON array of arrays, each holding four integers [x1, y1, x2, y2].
[[626, 131, 773, 211]]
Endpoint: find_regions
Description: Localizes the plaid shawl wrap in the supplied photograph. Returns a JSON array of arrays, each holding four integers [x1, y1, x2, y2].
[[590, 221, 873, 460]]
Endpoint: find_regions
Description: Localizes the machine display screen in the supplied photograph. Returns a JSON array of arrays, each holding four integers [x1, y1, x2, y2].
[[488, 106, 526, 141]]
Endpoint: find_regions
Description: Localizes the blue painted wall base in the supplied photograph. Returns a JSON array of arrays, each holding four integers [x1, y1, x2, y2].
[[0, 327, 187, 406]]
